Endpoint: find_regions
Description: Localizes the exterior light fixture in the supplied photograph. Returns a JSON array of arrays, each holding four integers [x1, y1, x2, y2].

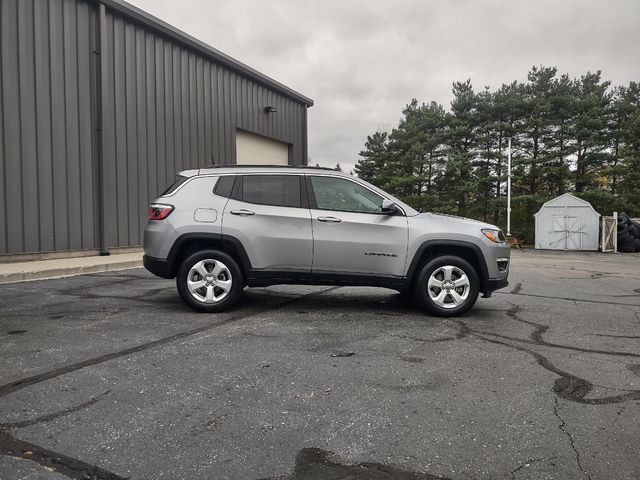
[[264, 106, 278, 113]]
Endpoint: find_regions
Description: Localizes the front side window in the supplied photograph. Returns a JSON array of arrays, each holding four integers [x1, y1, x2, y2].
[[241, 175, 302, 208], [310, 176, 383, 213]]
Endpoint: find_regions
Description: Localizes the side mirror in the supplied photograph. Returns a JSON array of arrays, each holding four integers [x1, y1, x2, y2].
[[381, 199, 399, 215]]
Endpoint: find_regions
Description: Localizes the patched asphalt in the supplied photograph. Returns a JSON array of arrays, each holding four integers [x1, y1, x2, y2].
[[1, 250, 639, 480]]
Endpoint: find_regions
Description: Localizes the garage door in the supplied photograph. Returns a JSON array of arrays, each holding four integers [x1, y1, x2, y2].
[[236, 130, 289, 165]]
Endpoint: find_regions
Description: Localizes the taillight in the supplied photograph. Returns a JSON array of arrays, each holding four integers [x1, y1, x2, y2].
[[148, 203, 174, 220]]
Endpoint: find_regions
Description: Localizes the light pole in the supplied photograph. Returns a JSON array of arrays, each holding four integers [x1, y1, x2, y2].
[[506, 136, 512, 237]]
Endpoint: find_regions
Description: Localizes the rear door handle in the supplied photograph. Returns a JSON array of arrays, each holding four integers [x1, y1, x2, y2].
[[230, 209, 255, 216], [317, 216, 342, 223]]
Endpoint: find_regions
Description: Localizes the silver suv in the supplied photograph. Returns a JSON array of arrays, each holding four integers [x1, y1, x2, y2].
[[143, 166, 510, 317]]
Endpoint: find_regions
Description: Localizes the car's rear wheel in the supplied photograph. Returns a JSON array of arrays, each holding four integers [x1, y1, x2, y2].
[[176, 250, 243, 312], [414, 255, 479, 317]]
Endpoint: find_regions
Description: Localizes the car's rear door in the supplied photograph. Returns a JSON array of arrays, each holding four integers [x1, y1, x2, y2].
[[307, 175, 408, 276], [222, 174, 312, 272]]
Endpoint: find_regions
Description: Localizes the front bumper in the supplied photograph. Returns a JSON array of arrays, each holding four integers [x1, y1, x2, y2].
[[143, 255, 173, 279], [482, 277, 509, 297]]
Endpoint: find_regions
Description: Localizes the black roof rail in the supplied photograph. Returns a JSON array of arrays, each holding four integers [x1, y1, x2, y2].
[[200, 164, 337, 171]]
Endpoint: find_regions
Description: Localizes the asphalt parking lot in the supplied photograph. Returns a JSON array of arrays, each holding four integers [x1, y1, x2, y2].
[[1, 250, 639, 480]]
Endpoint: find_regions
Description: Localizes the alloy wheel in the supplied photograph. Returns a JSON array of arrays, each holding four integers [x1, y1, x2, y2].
[[427, 265, 470, 309], [187, 259, 232, 304]]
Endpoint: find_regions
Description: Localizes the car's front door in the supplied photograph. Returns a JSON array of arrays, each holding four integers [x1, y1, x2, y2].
[[307, 175, 408, 276], [222, 174, 312, 272]]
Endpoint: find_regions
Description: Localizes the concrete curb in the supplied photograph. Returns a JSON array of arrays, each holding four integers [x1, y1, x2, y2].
[[0, 253, 144, 284]]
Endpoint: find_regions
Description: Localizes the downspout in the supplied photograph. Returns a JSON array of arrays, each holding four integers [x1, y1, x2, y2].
[[303, 106, 309, 166], [96, 2, 109, 255]]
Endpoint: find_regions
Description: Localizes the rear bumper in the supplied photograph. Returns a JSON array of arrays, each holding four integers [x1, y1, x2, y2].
[[143, 255, 173, 279]]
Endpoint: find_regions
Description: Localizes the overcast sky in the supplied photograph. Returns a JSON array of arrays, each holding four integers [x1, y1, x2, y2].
[[128, 0, 640, 173]]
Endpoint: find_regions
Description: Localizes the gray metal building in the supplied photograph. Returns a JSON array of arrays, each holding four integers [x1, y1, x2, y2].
[[0, 0, 313, 256]]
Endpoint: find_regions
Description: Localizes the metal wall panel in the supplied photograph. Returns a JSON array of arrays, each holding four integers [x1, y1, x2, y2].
[[100, 7, 309, 249], [0, 0, 310, 254], [0, 3, 6, 255], [2, 0, 23, 253], [1, 0, 98, 255]]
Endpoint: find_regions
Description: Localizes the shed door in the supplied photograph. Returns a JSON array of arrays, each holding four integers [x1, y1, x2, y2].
[[236, 130, 289, 165], [550, 215, 582, 250]]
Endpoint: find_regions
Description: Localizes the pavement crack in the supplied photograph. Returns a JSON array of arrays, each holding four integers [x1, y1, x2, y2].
[[484, 303, 640, 358], [590, 333, 640, 339], [462, 305, 640, 405], [475, 331, 640, 404], [258, 447, 453, 479], [0, 430, 126, 480], [0, 391, 110, 430], [510, 456, 556, 479], [553, 397, 591, 480], [0, 391, 118, 478], [495, 290, 640, 307], [476, 330, 640, 359], [0, 286, 341, 399]]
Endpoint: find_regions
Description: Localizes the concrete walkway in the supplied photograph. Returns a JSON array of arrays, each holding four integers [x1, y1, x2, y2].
[[0, 252, 143, 284]]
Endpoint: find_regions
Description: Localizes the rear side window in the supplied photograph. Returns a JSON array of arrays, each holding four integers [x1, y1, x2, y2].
[[213, 175, 236, 198], [241, 175, 302, 207], [160, 175, 189, 196]]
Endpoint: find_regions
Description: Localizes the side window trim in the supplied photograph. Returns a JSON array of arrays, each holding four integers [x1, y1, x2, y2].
[[299, 175, 310, 208], [304, 175, 317, 209], [231, 175, 243, 200]]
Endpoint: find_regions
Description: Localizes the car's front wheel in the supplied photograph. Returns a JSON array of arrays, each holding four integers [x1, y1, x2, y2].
[[414, 255, 479, 317], [176, 250, 243, 312]]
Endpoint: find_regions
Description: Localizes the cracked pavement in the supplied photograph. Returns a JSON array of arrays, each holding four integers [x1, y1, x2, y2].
[[0, 250, 639, 479]]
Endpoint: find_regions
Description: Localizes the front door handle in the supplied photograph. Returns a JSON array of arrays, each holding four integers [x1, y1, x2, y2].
[[317, 216, 342, 223], [230, 209, 255, 216]]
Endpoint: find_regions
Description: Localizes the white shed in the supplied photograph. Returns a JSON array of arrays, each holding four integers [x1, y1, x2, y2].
[[534, 194, 600, 250]]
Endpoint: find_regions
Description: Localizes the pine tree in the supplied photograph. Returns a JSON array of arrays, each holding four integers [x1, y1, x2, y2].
[[354, 66, 640, 236], [355, 130, 389, 184], [617, 82, 640, 207], [572, 71, 611, 193], [446, 80, 478, 216]]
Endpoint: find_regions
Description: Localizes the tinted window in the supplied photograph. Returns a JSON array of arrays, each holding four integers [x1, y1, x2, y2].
[[310, 176, 383, 213], [241, 175, 302, 207], [160, 175, 189, 196], [214, 175, 235, 198]]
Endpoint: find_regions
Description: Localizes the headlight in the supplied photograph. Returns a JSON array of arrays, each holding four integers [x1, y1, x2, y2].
[[481, 228, 506, 243]]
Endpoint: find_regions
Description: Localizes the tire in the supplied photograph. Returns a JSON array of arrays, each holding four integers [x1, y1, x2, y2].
[[414, 255, 480, 317], [618, 232, 634, 243], [618, 240, 636, 253], [176, 249, 243, 313], [618, 213, 631, 226], [617, 223, 629, 234], [635, 238, 640, 252], [630, 223, 640, 238]]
